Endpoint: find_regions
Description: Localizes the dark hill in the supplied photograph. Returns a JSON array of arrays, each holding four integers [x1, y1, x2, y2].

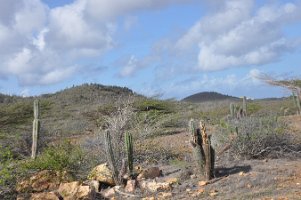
[[182, 91, 239, 103]]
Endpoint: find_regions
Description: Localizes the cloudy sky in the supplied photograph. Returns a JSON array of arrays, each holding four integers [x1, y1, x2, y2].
[[0, 0, 301, 99]]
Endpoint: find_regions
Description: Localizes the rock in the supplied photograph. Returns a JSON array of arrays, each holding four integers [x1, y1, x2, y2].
[[101, 186, 119, 199], [58, 181, 95, 200], [87, 163, 115, 186], [190, 174, 197, 179], [58, 181, 80, 199], [141, 197, 155, 200], [125, 179, 137, 193], [158, 192, 173, 199], [140, 180, 172, 192], [137, 167, 162, 180], [16, 170, 74, 193], [77, 185, 94, 200], [209, 189, 218, 197], [165, 178, 179, 185], [31, 192, 61, 200], [198, 181, 208, 187], [88, 180, 100, 192], [191, 188, 205, 197], [16, 194, 30, 200]]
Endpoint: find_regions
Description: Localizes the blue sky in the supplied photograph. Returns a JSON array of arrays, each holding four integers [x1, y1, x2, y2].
[[0, 0, 301, 99]]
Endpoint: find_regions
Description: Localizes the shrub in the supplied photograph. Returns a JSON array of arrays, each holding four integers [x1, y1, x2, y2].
[[0, 146, 14, 186], [24, 141, 84, 172], [215, 116, 300, 159]]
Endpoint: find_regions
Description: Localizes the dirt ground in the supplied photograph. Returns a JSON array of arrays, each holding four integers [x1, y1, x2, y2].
[[134, 116, 301, 200]]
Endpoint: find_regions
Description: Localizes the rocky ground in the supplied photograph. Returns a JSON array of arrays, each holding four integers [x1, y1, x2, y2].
[[3, 115, 301, 200]]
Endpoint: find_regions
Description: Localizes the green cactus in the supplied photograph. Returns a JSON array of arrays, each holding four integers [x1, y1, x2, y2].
[[293, 91, 301, 115], [31, 99, 40, 159], [230, 103, 235, 118], [104, 130, 120, 184], [189, 119, 204, 174], [242, 96, 247, 117], [125, 132, 134, 176]]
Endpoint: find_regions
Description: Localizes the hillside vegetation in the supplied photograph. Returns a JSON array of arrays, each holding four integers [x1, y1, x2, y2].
[[0, 83, 300, 199]]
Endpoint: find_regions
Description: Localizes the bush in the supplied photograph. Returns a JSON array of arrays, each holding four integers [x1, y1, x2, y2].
[[0, 146, 14, 186], [215, 116, 300, 159], [24, 141, 84, 172]]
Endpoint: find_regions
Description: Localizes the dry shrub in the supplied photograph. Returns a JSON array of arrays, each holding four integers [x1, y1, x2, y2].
[[215, 116, 301, 160]]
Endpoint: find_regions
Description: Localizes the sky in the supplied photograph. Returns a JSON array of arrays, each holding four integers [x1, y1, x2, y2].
[[0, 0, 301, 99]]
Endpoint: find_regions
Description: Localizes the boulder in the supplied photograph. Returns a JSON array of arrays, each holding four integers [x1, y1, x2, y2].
[[137, 167, 162, 180], [58, 181, 95, 200], [31, 192, 61, 200], [101, 186, 120, 199], [87, 163, 115, 186], [139, 180, 172, 192], [16, 170, 74, 193], [125, 179, 137, 193]]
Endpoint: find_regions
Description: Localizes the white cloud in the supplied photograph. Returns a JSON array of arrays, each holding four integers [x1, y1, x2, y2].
[[0, 0, 189, 87], [119, 55, 139, 77], [176, 0, 301, 71]]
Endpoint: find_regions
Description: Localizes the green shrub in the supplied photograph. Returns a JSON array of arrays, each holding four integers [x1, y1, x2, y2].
[[0, 146, 15, 186], [134, 99, 174, 114], [24, 141, 84, 172]]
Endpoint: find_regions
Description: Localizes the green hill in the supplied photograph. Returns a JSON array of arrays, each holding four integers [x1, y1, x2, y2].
[[182, 91, 239, 103]]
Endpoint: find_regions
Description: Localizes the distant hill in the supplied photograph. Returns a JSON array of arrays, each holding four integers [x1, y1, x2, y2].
[[182, 91, 239, 103]]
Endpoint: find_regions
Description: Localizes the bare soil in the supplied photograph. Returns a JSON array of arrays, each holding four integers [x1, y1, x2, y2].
[[132, 116, 301, 200]]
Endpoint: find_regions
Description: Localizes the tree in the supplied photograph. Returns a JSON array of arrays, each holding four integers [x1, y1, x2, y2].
[[255, 73, 301, 115]]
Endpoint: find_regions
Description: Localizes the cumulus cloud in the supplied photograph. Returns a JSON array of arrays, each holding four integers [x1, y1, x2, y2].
[[176, 0, 301, 71], [0, 0, 188, 86]]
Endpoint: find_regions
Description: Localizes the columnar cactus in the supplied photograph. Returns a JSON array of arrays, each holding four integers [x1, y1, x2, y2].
[[189, 119, 204, 174], [230, 103, 235, 118], [31, 99, 40, 159], [200, 121, 215, 180], [242, 96, 247, 117], [293, 91, 301, 115], [125, 132, 134, 176], [104, 130, 120, 184]]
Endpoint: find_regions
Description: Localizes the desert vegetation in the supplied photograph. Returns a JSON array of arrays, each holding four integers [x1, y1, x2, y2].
[[0, 83, 300, 199]]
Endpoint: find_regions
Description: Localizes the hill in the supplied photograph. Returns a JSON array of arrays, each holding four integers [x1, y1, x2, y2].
[[0, 83, 139, 154], [182, 91, 239, 103]]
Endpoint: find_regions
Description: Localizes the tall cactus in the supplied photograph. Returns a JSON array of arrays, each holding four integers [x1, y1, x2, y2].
[[31, 99, 40, 159], [189, 119, 204, 174], [125, 132, 134, 176], [104, 130, 120, 184], [242, 96, 247, 117], [293, 91, 301, 115], [230, 103, 235, 118]]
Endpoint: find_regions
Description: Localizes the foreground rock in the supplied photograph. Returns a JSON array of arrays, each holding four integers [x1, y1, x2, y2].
[[31, 192, 61, 200], [87, 163, 115, 186], [16, 170, 74, 193], [139, 180, 172, 192], [137, 167, 162, 180], [58, 181, 95, 200]]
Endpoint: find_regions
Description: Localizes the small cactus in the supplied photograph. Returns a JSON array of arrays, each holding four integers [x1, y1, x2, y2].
[[125, 132, 134, 176], [293, 91, 301, 115], [31, 99, 40, 159], [104, 130, 120, 184], [230, 103, 235, 118]]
